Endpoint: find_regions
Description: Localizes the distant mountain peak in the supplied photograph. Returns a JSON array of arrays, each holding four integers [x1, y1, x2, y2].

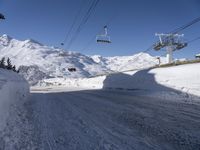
[[24, 39, 43, 46], [1, 34, 12, 39], [0, 34, 110, 84], [0, 34, 13, 41]]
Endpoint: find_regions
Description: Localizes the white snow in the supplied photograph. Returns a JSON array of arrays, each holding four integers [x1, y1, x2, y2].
[[90, 52, 167, 72], [0, 34, 110, 84], [0, 34, 200, 149], [0, 34, 169, 85], [0, 69, 29, 131], [39, 63, 200, 98], [195, 53, 200, 57]]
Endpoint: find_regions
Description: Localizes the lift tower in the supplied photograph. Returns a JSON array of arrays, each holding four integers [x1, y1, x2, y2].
[[154, 33, 187, 64]]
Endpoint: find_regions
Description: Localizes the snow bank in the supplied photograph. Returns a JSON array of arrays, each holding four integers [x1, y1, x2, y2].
[[38, 76, 106, 89], [39, 63, 200, 98], [103, 63, 200, 97], [150, 63, 200, 96], [0, 69, 29, 131]]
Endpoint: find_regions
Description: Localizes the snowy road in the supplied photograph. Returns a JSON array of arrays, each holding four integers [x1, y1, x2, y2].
[[2, 89, 200, 150]]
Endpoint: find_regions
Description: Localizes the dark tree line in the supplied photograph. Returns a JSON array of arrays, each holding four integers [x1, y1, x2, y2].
[[0, 57, 18, 73]]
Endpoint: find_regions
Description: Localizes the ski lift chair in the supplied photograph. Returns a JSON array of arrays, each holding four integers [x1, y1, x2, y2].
[[68, 68, 76, 72], [153, 42, 165, 51], [176, 42, 187, 50], [96, 26, 111, 43]]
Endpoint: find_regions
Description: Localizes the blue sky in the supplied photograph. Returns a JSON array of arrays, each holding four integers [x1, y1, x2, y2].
[[0, 0, 200, 58]]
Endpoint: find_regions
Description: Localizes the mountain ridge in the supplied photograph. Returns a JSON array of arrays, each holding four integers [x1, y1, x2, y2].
[[0, 34, 163, 84]]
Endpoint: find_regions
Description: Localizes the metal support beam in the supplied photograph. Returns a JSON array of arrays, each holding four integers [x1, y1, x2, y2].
[[154, 33, 187, 64], [166, 46, 174, 63]]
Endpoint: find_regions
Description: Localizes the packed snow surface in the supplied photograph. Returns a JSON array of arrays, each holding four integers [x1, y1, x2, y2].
[[0, 69, 29, 131], [2, 86, 200, 149]]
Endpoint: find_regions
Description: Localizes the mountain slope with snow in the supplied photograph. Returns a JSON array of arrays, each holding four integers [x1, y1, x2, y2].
[[91, 53, 166, 72], [0, 34, 167, 85], [0, 34, 110, 84]]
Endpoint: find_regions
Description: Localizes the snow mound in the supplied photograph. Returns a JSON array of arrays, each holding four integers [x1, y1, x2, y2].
[[40, 63, 200, 98], [0, 69, 29, 131]]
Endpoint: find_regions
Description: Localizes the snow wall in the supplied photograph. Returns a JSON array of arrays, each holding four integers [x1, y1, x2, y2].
[[40, 63, 200, 97], [102, 63, 200, 97], [0, 69, 29, 131]]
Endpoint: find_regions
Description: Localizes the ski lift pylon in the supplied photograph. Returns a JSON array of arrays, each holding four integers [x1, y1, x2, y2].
[[96, 25, 111, 43]]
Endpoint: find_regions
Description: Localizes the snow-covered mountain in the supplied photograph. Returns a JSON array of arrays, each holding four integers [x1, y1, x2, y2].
[[0, 34, 110, 84], [0, 34, 165, 84], [91, 53, 165, 72]]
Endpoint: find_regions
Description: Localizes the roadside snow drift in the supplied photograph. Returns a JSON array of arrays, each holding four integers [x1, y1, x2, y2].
[[0, 69, 29, 131], [40, 63, 200, 97]]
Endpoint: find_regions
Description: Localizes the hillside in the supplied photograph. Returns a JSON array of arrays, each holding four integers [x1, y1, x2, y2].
[[0, 34, 110, 84], [91, 53, 166, 72], [0, 34, 165, 84]]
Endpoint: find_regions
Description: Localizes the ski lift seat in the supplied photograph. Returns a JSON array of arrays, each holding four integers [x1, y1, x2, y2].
[[176, 43, 187, 49], [153, 42, 165, 51], [96, 35, 111, 43], [0, 13, 5, 20], [97, 38, 111, 43], [96, 25, 111, 44]]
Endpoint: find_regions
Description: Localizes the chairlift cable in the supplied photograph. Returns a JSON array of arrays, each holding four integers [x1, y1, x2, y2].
[[66, 0, 100, 49], [187, 36, 200, 43], [89, 14, 200, 77], [61, 0, 85, 46], [169, 16, 200, 34], [108, 16, 200, 67], [81, 11, 120, 51]]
